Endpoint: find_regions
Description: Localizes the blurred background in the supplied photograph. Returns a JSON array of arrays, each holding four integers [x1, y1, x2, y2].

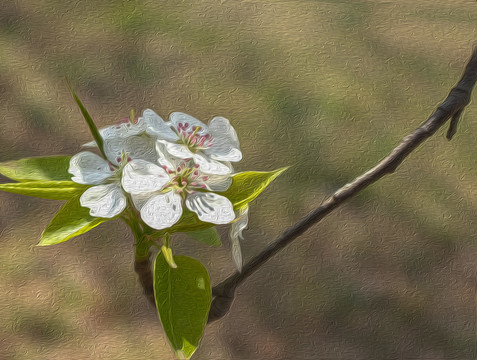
[[1, 0, 477, 359]]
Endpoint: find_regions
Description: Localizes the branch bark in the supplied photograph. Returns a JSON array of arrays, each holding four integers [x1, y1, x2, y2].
[[207, 45, 477, 323], [134, 46, 477, 324], [135, 254, 156, 308]]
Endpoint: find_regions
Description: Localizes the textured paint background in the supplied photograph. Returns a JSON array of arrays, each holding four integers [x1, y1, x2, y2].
[[1, 1, 477, 359]]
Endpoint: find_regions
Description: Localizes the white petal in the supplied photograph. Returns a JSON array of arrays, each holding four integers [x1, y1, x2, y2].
[[80, 183, 127, 218], [130, 192, 155, 211], [141, 109, 178, 141], [231, 240, 243, 271], [103, 135, 157, 165], [229, 206, 249, 272], [170, 112, 208, 135], [82, 140, 96, 148], [185, 192, 235, 224], [163, 142, 195, 160], [155, 141, 177, 170], [205, 116, 242, 162], [208, 147, 242, 163], [69, 151, 114, 185], [82, 118, 147, 149], [230, 206, 249, 241], [99, 118, 147, 140], [140, 191, 183, 230], [122, 159, 169, 194], [203, 174, 232, 192], [193, 153, 232, 175]]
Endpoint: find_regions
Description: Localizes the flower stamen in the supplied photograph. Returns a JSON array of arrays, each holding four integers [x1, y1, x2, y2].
[[175, 123, 214, 152], [161, 160, 211, 196]]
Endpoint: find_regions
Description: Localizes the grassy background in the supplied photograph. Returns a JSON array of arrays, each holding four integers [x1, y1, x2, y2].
[[1, 0, 477, 359]]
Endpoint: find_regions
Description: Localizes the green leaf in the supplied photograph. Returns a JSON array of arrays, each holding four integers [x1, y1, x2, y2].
[[149, 209, 211, 237], [67, 81, 106, 159], [154, 253, 211, 359], [38, 195, 108, 246], [0, 156, 73, 181], [185, 227, 221, 247], [222, 167, 288, 209], [0, 181, 88, 200]]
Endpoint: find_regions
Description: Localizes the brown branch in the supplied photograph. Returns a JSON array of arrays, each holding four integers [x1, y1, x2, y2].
[[207, 45, 477, 323], [134, 253, 156, 308]]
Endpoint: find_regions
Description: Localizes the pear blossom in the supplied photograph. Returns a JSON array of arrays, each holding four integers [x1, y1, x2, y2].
[[122, 150, 235, 230], [140, 110, 242, 175], [69, 151, 132, 218], [70, 114, 171, 218]]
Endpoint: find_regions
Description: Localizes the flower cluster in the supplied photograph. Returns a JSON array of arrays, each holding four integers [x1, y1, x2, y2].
[[68, 110, 242, 230]]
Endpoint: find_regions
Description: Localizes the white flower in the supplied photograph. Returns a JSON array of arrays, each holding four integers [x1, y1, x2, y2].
[[122, 152, 235, 230], [70, 115, 168, 218], [69, 151, 131, 218], [140, 110, 242, 175]]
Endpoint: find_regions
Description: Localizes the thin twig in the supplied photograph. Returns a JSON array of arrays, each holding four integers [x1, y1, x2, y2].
[[207, 46, 477, 323]]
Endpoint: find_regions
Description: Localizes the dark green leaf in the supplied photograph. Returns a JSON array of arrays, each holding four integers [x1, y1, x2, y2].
[[38, 195, 108, 246], [154, 253, 211, 359], [0, 156, 73, 181], [0, 181, 88, 200], [149, 209, 211, 238], [185, 227, 221, 247]]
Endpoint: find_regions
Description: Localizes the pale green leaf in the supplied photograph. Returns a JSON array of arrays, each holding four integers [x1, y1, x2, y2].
[[154, 253, 211, 359], [38, 195, 108, 246], [0, 181, 88, 200], [222, 167, 288, 209], [0, 156, 73, 182]]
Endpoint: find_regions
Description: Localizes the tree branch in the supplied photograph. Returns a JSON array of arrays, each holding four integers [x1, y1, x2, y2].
[[207, 45, 477, 323], [134, 253, 156, 308]]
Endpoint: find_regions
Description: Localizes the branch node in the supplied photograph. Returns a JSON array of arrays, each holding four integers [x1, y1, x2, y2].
[[446, 108, 464, 140], [208, 281, 238, 323]]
